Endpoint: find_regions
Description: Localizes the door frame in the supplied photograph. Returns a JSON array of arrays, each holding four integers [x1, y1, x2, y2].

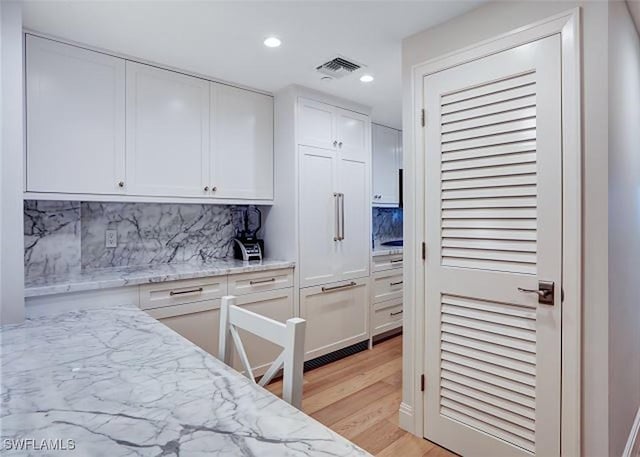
[[405, 8, 581, 456]]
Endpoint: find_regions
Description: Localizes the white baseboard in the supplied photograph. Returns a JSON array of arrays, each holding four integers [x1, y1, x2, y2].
[[399, 402, 415, 433], [623, 406, 640, 457]]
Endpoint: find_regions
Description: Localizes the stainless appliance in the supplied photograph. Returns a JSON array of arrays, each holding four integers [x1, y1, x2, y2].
[[233, 206, 264, 261]]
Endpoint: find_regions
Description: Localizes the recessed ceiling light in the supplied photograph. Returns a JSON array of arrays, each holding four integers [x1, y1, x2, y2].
[[263, 36, 281, 48], [360, 74, 374, 83]]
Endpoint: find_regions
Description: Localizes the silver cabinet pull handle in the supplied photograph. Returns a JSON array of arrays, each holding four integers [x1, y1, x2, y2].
[[333, 192, 340, 241], [249, 277, 276, 285], [169, 287, 203, 296], [322, 281, 356, 293], [390, 258, 403, 263], [339, 193, 345, 241], [390, 281, 404, 286], [390, 310, 403, 316]]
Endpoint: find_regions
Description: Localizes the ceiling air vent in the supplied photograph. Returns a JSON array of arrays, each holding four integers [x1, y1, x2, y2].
[[316, 56, 364, 79]]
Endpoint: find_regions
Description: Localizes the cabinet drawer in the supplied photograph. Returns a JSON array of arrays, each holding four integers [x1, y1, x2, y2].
[[146, 300, 220, 356], [300, 278, 369, 360], [228, 268, 293, 296], [372, 297, 403, 336], [372, 254, 403, 272], [139, 276, 227, 310], [373, 270, 404, 303]]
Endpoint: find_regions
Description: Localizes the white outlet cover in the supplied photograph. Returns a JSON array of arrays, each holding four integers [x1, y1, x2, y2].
[[105, 229, 117, 248]]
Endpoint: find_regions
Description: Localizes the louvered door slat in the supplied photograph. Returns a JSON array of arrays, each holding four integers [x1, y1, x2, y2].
[[425, 35, 561, 457]]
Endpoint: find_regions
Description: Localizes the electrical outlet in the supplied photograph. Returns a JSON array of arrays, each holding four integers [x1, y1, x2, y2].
[[105, 229, 117, 248]]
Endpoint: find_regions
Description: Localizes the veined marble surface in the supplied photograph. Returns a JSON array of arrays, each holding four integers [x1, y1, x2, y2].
[[24, 259, 295, 298], [371, 207, 403, 251], [0, 305, 369, 457], [24, 201, 261, 278]]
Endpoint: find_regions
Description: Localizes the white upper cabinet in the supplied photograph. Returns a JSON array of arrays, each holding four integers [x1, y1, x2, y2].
[[26, 35, 126, 195], [335, 108, 369, 162], [126, 62, 210, 198], [298, 98, 336, 149], [210, 83, 273, 200], [372, 123, 402, 206], [24, 36, 274, 203]]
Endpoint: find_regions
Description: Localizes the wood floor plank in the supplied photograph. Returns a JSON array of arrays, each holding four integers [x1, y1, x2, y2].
[[377, 432, 436, 457], [350, 418, 408, 455], [312, 381, 397, 426], [267, 335, 453, 456], [329, 390, 403, 439], [303, 358, 402, 413]]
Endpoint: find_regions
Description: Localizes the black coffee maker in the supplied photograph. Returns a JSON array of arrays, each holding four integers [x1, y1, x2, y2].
[[233, 206, 264, 261]]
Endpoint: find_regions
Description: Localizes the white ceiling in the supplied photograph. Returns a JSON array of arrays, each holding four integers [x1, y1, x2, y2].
[[22, 1, 483, 129]]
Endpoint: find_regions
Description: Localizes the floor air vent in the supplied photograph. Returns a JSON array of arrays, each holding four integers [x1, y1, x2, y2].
[[316, 56, 363, 79], [304, 340, 369, 371]]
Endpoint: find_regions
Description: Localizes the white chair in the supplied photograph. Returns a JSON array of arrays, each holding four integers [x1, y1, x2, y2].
[[218, 295, 306, 409]]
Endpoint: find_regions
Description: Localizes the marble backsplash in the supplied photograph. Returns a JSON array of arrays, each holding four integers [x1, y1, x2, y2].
[[372, 207, 403, 248], [24, 201, 254, 278]]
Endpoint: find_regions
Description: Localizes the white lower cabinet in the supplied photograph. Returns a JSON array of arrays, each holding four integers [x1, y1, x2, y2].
[[147, 300, 221, 355], [231, 288, 294, 374], [370, 254, 403, 338], [299, 277, 369, 360], [142, 269, 294, 376]]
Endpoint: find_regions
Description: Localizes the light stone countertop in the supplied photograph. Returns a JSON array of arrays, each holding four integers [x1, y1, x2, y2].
[[372, 247, 404, 258], [24, 259, 295, 298], [0, 304, 369, 457]]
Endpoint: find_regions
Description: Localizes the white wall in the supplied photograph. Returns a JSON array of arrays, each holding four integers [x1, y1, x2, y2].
[[401, 2, 609, 455], [0, 1, 25, 325], [608, 2, 640, 455]]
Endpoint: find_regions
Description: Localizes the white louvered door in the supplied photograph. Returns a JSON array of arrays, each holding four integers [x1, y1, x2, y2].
[[423, 36, 561, 457]]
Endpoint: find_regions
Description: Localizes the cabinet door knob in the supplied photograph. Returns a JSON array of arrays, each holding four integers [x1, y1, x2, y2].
[[118, 181, 125, 188], [338, 141, 343, 147], [212, 186, 217, 192], [333, 140, 338, 147], [204, 186, 209, 191]]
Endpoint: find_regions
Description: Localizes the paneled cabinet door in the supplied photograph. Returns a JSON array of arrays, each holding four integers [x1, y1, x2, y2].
[[298, 145, 339, 288], [335, 107, 369, 162], [126, 62, 210, 197], [337, 156, 370, 281], [299, 278, 369, 360], [372, 124, 400, 205], [26, 35, 126, 195], [210, 83, 274, 200], [298, 97, 336, 150]]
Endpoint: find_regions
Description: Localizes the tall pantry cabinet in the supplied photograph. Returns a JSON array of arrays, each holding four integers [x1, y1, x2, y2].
[[265, 86, 371, 360]]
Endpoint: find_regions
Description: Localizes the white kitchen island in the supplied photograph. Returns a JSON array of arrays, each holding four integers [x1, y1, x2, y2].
[[0, 304, 369, 456]]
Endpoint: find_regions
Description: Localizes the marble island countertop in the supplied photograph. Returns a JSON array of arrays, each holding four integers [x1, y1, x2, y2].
[[0, 304, 369, 457], [24, 259, 295, 298]]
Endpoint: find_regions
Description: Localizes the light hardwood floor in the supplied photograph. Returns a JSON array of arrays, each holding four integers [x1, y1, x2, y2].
[[267, 335, 457, 456]]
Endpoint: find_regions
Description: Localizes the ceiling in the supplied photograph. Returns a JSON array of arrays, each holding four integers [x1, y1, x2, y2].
[[22, 1, 483, 129]]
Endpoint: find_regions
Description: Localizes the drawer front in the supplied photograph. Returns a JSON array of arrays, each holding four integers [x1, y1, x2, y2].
[[300, 278, 369, 360], [372, 297, 403, 336], [146, 300, 221, 356], [139, 276, 227, 310], [372, 254, 403, 272], [373, 270, 404, 303], [228, 268, 293, 296]]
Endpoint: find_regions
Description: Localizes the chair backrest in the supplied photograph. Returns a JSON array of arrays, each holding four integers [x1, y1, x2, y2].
[[218, 295, 306, 409]]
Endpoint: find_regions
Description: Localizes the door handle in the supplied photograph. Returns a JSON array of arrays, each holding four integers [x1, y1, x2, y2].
[[169, 287, 204, 296], [518, 280, 555, 305]]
